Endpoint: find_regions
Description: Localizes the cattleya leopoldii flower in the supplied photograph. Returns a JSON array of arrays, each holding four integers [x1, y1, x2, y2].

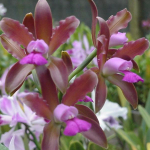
[[0, 0, 79, 95], [20, 70, 107, 150], [88, 0, 149, 112]]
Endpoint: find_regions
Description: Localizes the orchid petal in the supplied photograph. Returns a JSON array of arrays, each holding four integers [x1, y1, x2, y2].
[[109, 32, 128, 47], [48, 56, 68, 93], [49, 16, 80, 55], [107, 74, 138, 109], [34, 0, 52, 44], [20, 53, 48, 65], [78, 96, 93, 102], [62, 70, 98, 106], [75, 104, 99, 124], [36, 65, 59, 112], [42, 122, 61, 150], [0, 18, 34, 47], [79, 115, 107, 148], [107, 9, 132, 35], [113, 38, 149, 60], [61, 51, 73, 74], [95, 76, 107, 113], [5, 62, 34, 95], [88, 0, 98, 47], [20, 93, 51, 120], [0, 34, 26, 60], [23, 13, 35, 38], [121, 71, 144, 83]]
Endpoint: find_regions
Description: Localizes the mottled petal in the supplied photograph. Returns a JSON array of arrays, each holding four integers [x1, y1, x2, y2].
[[20, 92, 51, 120], [62, 70, 98, 106], [0, 18, 34, 47], [42, 122, 61, 150], [88, 0, 98, 47], [5, 62, 34, 95], [121, 71, 144, 83], [107, 74, 138, 109], [34, 0, 52, 44], [107, 9, 132, 35], [0, 34, 26, 60], [20, 53, 48, 65], [113, 38, 149, 59], [75, 104, 99, 124], [49, 16, 80, 55], [48, 56, 68, 93], [23, 13, 35, 38], [109, 32, 128, 47]]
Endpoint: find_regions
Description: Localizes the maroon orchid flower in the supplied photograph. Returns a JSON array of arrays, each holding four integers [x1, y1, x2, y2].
[[20, 70, 107, 150], [0, 0, 79, 95], [89, 0, 149, 112]]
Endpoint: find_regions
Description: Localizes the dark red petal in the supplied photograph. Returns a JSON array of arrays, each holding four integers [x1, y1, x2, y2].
[[20, 92, 51, 120], [62, 70, 98, 106], [49, 16, 80, 55], [88, 0, 98, 47], [23, 13, 36, 38], [42, 122, 61, 150], [34, 0, 52, 44], [95, 76, 107, 113], [36, 65, 59, 112], [0, 18, 34, 47], [75, 104, 99, 124], [48, 56, 69, 93], [61, 51, 73, 75], [113, 38, 149, 60], [5, 62, 34, 95], [107, 74, 138, 109], [0, 34, 26, 60], [78, 115, 107, 148], [107, 9, 132, 35]]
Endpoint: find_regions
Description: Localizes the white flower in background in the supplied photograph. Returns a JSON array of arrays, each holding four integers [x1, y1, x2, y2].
[[0, 3, 7, 16], [91, 91, 128, 130]]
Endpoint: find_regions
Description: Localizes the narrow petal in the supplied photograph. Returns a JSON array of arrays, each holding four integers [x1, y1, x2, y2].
[[23, 13, 35, 38], [75, 104, 99, 124], [20, 53, 48, 65], [107, 9, 132, 35], [121, 71, 144, 83], [0, 18, 34, 47], [20, 92, 51, 120], [0, 34, 26, 60], [42, 122, 61, 150], [113, 38, 149, 60], [5, 62, 34, 95], [88, 0, 98, 47], [34, 0, 52, 44], [61, 51, 73, 74], [49, 16, 80, 55], [95, 76, 107, 113], [48, 56, 68, 93], [62, 70, 98, 106], [79, 115, 107, 148], [36, 65, 59, 112], [107, 74, 138, 109]]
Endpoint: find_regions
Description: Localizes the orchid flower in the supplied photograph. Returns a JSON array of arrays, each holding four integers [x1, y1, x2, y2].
[[88, 0, 149, 112], [0, 3, 7, 16], [21, 70, 107, 150], [0, 0, 79, 95]]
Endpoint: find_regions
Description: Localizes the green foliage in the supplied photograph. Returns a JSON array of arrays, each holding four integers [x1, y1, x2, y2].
[[0, 144, 9, 150], [69, 141, 85, 150]]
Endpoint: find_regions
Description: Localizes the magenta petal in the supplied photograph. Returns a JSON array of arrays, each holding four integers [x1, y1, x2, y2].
[[64, 119, 79, 136], [20, 53, 48, 65], [78, 96, 93, 102], [122, 71, 144, 83], [73, 117, 91, 132]]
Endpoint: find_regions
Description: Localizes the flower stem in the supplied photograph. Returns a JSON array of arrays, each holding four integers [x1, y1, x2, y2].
[[107, 134, 116, 141], [68, 49, 97, 81]]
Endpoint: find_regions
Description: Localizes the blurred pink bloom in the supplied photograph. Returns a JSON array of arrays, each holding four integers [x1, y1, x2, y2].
[[142, 19, 150, 28]]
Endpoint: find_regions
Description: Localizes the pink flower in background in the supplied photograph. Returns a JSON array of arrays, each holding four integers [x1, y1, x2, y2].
[[0, 3, 7, 16], [142, 19, 150, 28]]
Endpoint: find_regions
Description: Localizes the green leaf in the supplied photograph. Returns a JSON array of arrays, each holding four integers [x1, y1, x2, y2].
[[69, 141, 84, 150], [0, 144, 9, 150], [88, 142, 104, 150], [116, 129, 142, 150], [138, 105, 150, 128]]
